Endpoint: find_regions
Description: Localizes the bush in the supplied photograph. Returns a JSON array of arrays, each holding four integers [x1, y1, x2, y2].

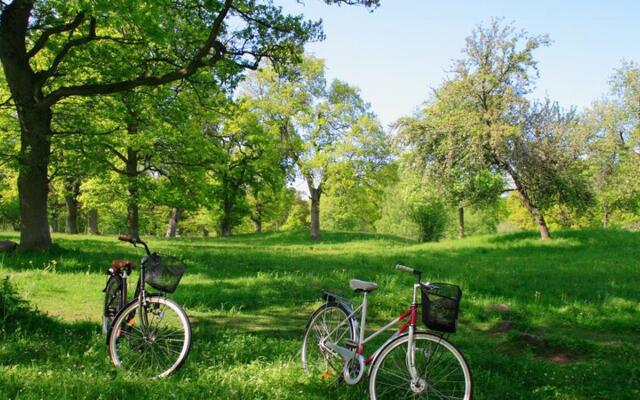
[[409, 199, 448, 242]]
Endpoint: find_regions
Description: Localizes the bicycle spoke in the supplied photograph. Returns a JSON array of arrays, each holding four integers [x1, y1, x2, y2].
[[372, 335, 470, 400], [302, 305, 354, 381], [110, 298, 189, 378]]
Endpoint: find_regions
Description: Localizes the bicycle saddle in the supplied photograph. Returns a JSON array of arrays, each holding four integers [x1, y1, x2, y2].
[[111, 259, 135, 272], [350, 279, 378, 293]]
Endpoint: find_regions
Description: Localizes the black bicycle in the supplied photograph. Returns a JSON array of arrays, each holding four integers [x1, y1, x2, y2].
[[102, 235, 191, 378]]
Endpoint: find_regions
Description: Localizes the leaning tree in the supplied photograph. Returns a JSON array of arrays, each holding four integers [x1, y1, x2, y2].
[[0, 0, 378, 249]]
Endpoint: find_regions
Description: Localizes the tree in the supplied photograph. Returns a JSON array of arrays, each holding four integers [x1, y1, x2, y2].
[[201, 103, 284, 236], [281, 191, 311, 231], [422, 20, 593, 240], [321, 162, 396, 232], [375, 164, 448, 242], [397, 87, 505, 238], [0, 0, 376, 249], [579, 63, 640, 227], [245, 56, 388, 240]]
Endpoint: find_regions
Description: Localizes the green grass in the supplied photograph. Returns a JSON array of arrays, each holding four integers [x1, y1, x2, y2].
[[1, 229, 639, 399]]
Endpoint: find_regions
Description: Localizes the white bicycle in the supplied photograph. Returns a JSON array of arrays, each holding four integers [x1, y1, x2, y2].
[[302, 264, 472, 399]]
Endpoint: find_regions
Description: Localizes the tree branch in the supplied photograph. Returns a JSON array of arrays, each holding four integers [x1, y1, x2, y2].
[[37, 17, 96, 82], [104, 143, 128, 164], [0, 95, 13, 108], [42, 0, 234, 106], [26, 12, 85, 58], [52, 127, 121, 136]]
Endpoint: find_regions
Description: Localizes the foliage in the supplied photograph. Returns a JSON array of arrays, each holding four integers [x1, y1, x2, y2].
[[397, 89, 505, 216], [281, 192, 311, 230], [407, 19, 594, 239], [0, 169, 19, 230], [2, 0, 372, 248], [321, 163, 396, 232], [578, 62, 640, 227], [203, 102, 286, 236], [244, 56, 390, 239], [375, 165, 448, 242]]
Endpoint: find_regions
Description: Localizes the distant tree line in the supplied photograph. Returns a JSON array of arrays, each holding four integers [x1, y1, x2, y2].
[[1, 7, 638, 247]]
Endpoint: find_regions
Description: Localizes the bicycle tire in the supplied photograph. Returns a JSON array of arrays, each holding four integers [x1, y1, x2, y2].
[[102, 275, 124, 335], [107, 295, 191, 378], [369, 332, 472, 400]]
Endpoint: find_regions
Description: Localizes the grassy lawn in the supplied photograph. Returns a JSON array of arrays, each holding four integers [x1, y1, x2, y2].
[[1, 229, 639, 399]]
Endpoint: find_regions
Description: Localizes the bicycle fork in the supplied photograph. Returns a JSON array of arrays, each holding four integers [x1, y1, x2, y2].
[[406, 284, 427, 393]]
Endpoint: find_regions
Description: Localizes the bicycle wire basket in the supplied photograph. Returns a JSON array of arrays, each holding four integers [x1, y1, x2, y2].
[[421, 283, 462, 333], [144, 254, 186, 293]]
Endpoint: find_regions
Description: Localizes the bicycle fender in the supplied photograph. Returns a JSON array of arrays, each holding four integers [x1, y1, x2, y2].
[[102, 274, 121, 293], [105, 296, 141, 347], [323, 291, 354, 314]]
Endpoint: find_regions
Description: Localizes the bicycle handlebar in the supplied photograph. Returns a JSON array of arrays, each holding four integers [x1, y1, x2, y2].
[[395, 264, 414, 273], [117, 235, 151, 256], [395, 263, 422, 282]]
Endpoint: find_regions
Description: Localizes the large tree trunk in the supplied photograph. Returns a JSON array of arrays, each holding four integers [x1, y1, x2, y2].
[[309, 186, 321, 241], [165, 208, 182, 238], [87, 209, 99, 234], [64, 179, 81, 234], [1, 2, 53, 250], [220, 199, 233, 237], [127, 191, 139, 238], [503, 160, 551, 241], [18, 108, 53, 249], [253, 202, 263, 233], [126, 145, 140, 239], [602, 205, 610, 229], [457, 207, 465, 239], [517, 189, 550, 240]]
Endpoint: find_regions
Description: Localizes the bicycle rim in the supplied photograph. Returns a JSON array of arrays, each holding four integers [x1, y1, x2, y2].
[[370, 333, 472, 400], [108, 296, 191, 378]]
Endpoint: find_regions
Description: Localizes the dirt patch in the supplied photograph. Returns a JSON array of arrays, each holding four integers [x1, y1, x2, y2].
[[517, 332, 577, 365], [518, 332, 546, 346], [487, 303, 511, 313], [489, 320, 513, 334], [548, 352, 575, 365]]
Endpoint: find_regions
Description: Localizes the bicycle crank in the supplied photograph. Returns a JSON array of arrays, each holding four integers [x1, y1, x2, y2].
[[342, 354, 365, 385]]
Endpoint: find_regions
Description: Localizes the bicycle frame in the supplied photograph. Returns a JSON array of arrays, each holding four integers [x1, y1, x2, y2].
[[322, 282, 427, 380], [108, 237, 157, 329]]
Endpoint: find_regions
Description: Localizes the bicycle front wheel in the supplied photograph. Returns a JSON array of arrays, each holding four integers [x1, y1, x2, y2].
[[369, 332, 472, 400], [107, 295, 191, 378]]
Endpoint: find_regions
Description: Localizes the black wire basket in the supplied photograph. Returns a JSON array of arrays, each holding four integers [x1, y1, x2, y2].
[[145, 255, 186, 293], [421, 283, 462, 333]]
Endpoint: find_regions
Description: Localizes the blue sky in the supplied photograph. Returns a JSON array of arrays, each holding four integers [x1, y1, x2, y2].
[[280, 0, 640, 128]]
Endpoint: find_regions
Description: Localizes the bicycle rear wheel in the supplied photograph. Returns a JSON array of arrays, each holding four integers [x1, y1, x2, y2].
[[102, 276, 124, 334], [369, 332, 472, 400], [107, 295, 191, 378], [301, 302, 356, 383]]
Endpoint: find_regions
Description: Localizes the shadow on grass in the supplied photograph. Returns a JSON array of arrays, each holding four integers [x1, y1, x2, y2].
[[1, 276, 104, 370], [182, 230, 416, 246]]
